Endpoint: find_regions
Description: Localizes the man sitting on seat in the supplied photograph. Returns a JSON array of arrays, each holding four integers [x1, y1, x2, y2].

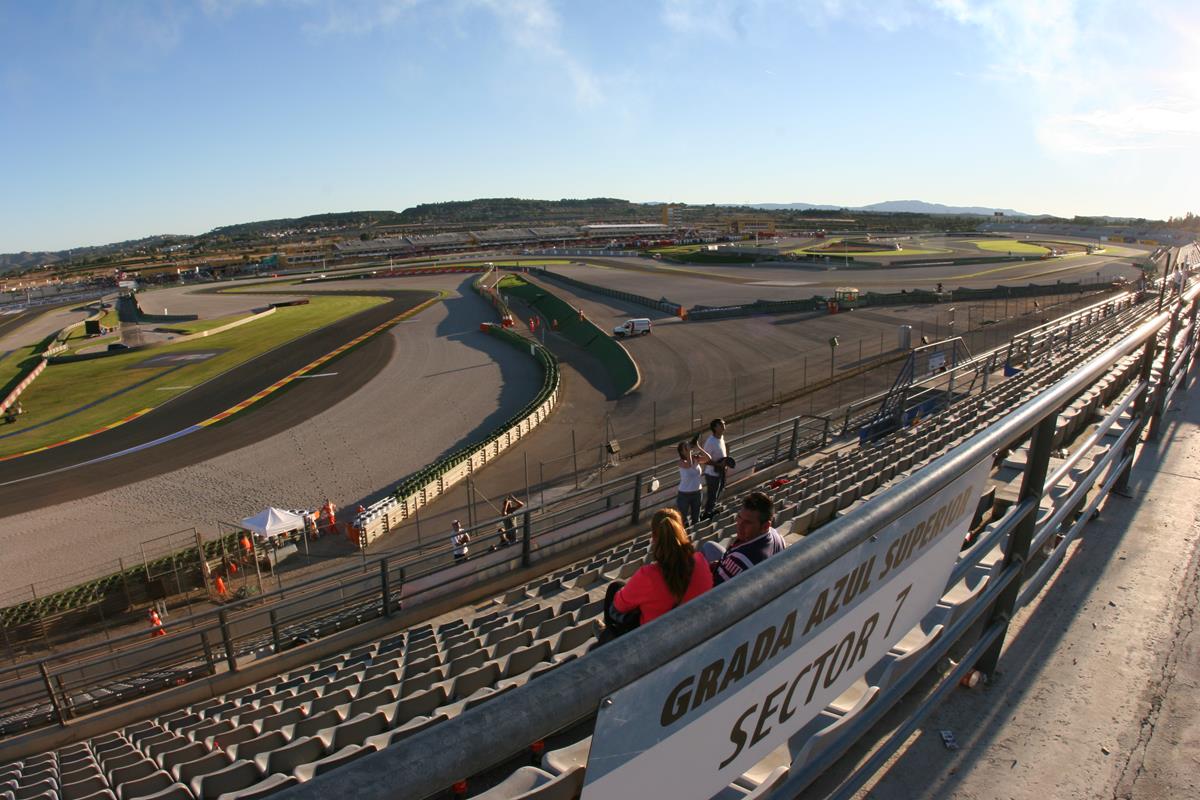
[[702, 492, 787, 585]]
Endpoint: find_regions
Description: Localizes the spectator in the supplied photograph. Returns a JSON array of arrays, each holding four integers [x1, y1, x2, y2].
[[701, 418, 729, 520], [500, 495, 525, 544], [611, 508, 713, 626], [675, 440, 709, 527], [451, 520, 470, 563], [703, 492, 786, 585]]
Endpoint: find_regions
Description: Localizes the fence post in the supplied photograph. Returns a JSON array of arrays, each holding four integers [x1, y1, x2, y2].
[[269, 610, 282, 654], [218, 611, 238, 673], [788, 418, 801, 460], [380, 558, 392, 617], [1116, 335, 1159, 495], [631, 474, 644, 526], [200, 630, 216, 675], [521, 511, 532, 568], [975, 412, 1058, 676], [1149, 301, 1183, 440], [39, 662, 67, 725]]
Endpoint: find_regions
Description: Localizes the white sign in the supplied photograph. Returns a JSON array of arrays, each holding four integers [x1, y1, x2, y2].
[[582, 457, 992, 800]]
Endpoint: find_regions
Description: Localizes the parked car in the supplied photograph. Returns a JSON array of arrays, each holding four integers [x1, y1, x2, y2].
[[613, 318, 652, 337]]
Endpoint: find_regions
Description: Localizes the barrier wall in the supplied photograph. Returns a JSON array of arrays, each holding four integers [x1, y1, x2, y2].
[[498, 274, 641, 395], [357, 269, 562, 547], [533, 267, 683, 316]]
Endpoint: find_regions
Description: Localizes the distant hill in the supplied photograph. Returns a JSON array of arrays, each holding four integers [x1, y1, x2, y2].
[[749, 200, 1034, 216]]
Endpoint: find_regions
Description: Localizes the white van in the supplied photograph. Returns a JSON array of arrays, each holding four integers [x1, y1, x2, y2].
[[613, 318, 652, 337]]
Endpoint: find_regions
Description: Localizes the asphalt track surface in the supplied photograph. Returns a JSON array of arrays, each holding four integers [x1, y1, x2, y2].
[[0, 288, 433, 510]]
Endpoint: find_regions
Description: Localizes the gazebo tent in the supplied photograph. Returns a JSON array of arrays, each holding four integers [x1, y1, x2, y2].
[[240, 507, 308, 538]]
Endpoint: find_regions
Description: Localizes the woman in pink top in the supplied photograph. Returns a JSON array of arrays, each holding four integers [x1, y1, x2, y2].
[[613, 508, 714, 624]]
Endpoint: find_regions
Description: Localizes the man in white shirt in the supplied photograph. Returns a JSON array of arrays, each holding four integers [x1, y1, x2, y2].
[[451, 520, 470, 563], [701, 418, 728, 520]]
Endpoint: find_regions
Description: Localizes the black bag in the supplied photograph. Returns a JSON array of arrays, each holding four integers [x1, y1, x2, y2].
[[602, 581, 640, 639]]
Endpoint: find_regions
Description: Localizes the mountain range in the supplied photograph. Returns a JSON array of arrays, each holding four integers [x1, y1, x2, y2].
[[748, 200, 1034, 216]]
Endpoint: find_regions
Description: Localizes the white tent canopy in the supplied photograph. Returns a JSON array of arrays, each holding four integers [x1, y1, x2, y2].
[[240, 507, 308, 538]]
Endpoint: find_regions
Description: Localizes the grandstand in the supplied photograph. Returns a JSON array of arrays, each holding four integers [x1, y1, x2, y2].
[[0, 271, 1196, 798]]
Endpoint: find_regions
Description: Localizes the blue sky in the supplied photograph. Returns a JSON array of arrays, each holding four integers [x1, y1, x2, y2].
[[1, 0, 1197, 252]]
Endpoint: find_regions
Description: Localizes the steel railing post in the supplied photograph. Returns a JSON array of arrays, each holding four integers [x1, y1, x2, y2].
[[380, 558, 392, 617], [39, 662, 67, 725], [1116, 336, 1158, 495], [975, 412, 1058, 676], [269, 610, 282, 654], [1150, 301, 1183, 439], [521, 511, 532, 568], [200, 630, 215, 675], [788, 418, 801, 460], [631, 474, 643, 526], [218, 611, 238, 673]]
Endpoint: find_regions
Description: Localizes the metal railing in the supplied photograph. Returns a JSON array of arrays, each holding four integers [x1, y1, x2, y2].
[[280, 282, 1199, 799]]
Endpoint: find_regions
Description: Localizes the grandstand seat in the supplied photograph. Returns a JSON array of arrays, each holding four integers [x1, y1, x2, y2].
[[255, 737, 324, 777], [63, 775, 109, 800], [518, 607, 554, 631], [469, 765, 583, 800], [109, 758, 157, 788], [385, 685, 448, 728], [400, 668, 446, 697], [255, 709, 304, 736], [232, 706, 279, 730], [293, 744, 375, 783], [283, 710, 343, 742], [569, 569, 602, 590], [307, 688, 354, 717], [229, 731, 288, 763], [348, 688, 398, 719], [533, 613, 574, 641], [483, 623, 521, 647], [449, 651, 489, 678], [492, 631, 534, 660], [215, 773, 296, 799], [157, 743, 206, 774], [115, 769, 173, 800], [189, 759, 262, 800], [405, 655, 444, 678], [364, 714, 448, 750], [211, 726, 258, 754], [61, 764, 102, 787], [450, 664, 502, 702], [502, 642, 553, 681], [362, 659, 403, 682], [446, 640, 482, 663], [541, 736, 590, 775]]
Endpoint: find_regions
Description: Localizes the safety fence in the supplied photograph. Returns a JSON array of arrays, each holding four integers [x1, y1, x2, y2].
[[356, 268, 562, 547], [0, 412, 830, 744], [283, 279, 1200, 800], [687, 280, 1110, 320]]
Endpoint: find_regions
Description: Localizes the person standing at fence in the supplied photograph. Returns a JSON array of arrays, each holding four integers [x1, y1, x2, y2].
[[451, 520, 471, 563], [500, 495, 525, 546], [676, 440, 709, 527], [702, 492, 786, 585], [701, 418, 728, 520]]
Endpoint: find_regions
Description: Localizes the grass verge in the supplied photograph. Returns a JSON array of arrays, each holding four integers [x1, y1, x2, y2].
[[969, 239, 1049, 255]]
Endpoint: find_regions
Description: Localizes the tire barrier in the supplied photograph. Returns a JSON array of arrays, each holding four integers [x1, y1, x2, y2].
[[532, 267, 682, 316], [356, 268, 561, 548]]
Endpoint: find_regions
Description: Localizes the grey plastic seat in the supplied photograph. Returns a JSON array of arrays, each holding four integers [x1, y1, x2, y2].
[[469, 766, 583, 800], [171, 750, 230, 786], [503, 642, 553, 679], [399, 668, 445, 697], [490, 631, 534, 660], [229, 731, 288, 763], [158, 742, 207, 773], [552, 623, 597, 656], [133, 782, 192, 799], [255, 709, 304, 736], [519, 607, 554, 630], [292, 744, 375, 782], [362, 658, 403, 682], [319, 712, 389, 752], [541, 736, 591, 775], [385, 686, 448, 727], [283, 710, 343, 742], [145, 736, 189, 761], [61, 763, 103, 787], [255, 736, 325, 777], [233, 706, 278, 730], [557, 595, 587, 615], [482, 622, 520, 647], [363, 714, 448, 750], [447, 650, 488, 678], [109, 757, 156, 787], [68, 791, 117, 800], [306, 688, 354, 717], [533, 613, 574, 641], [63, 775, 109, 800], [209, 726, 257, 754], [190, 721, 233, 747], [190, 759, 262, 800], [116, 769, 173, 800], [356, 671, 401, 698], [450, 663, 501, 701], [348, 689, 398, 719], [445, 640, 481, 663], [216, 773, 297, 798]]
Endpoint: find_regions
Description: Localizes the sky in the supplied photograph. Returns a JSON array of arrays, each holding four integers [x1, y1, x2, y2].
[[1, 0, 1198, 253]]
